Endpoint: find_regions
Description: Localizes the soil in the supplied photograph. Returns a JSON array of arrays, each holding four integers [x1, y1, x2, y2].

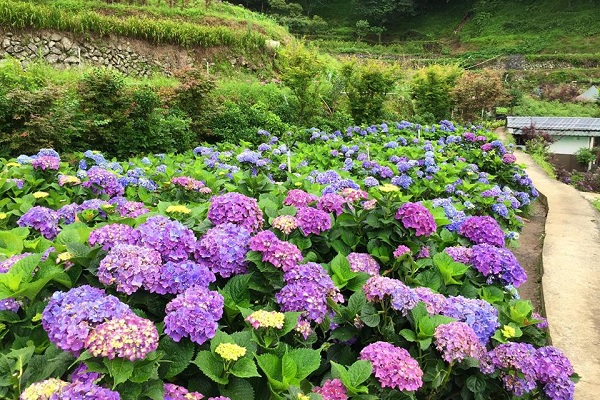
[[512, 200, 547, 313]]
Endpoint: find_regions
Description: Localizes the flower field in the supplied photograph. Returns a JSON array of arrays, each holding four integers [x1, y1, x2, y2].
[[0, 121, 576, 400]]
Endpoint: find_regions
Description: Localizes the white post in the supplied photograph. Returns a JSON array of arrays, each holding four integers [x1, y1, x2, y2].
[[287, 150, 292, 173]]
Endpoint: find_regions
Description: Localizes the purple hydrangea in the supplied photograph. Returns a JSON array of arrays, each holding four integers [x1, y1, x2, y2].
[[444, 246, 473, 264], [0, 253, 31, 273], [135, 216, 196, 262], [82, 166, 124, 197], [502, 153, 517, 164], [97, 244, 163, 295], [364, 176, 379, 187], [194, 223, 250, 278], [208, 192, 263, 233], [312, 378, 348, 400], [480, 342, 537, 396], [57, 203, 79, 224], [171, 176, 206, 191], [347, 253, 379, 276], [49, 381, 121, 399], [434, 322, 485, 363], [85, 314, 158, 361], [459, 216, 505, 247], [296, 207, 332, 236], [393, 245, 411, 258], [284, 189, 318, 207], [363, 276, 419, 315], [69, 364, 102, 385], [359, 341, 423, 391], [164, 286, 224, 345], [113, 200, 149, 218], [412, 287, 447, 315], [17, 206, 60, 239], [149, 260, 216, 295], [317, 193, 346, 216], [471, 244, 527, 287], [164, 383, 204, 400], [395, 202, 436, 237], [248, 230, 303, 271], [88, 224, 139, 251], [42, 285, 133, 353], [443, 296, 499, 344], [32, 155, 60, 171], [0, 298, 21, 313]]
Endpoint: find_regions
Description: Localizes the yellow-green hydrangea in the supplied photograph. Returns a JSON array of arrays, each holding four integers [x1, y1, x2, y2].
[[245, 310, 285, 329], [215, 342, 246, 361], [20, 378, 69, 400], [166, 205, 191, 214]]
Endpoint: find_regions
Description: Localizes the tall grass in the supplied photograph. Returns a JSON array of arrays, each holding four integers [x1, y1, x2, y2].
[[0, 0, 274, 51], [513, 96, 600, 118]]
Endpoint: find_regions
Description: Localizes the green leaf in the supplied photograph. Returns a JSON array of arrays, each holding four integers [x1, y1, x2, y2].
[[104, 358, 135, 388], [330, 361, 351, 388], [230, 357, 260, 379], [347, 290, 367, 315], [415, 269, 441, 291], [141, 379, 165, 400], [287, 348, 320, 382], [479, 286, 505, 304], [220, 274, 252, 311], [281, 312, 302, 336], [466, 375, 487, 393], [221, 377, 255, 400], [434, 253, 469, 285], [0, 231, 24, 256], [347, 360, 372, 387], [65, 242, 91, 258], [360, 304, 380, 328], [129, 361, 158, 383], [158, 336, 195, 379], [192, 351, 228, 384], [400, 329, 417, 342], [330, 253, 356, 286], [256, 354, 285, 390], [281, 353, 298, 384]]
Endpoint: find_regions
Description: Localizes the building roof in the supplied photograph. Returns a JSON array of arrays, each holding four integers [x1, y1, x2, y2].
[[506, 116, 600, 136], [574, 86, 598, 102]]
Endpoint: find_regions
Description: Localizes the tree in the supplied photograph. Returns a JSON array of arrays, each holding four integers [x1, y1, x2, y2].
[[410, 64, 461, 122], [351, 0, 416, 27], [450, 69, 510, 122]]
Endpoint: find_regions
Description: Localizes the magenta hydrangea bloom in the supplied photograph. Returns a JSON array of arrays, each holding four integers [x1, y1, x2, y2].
[[82, 166, 124, 197], [284, 189, 318, 207], [393, 245, 411, 258], [296, 207, 332, 236], [363, 276, 419, 315], [443, 296, 499, 344], [50, 381, 121, 399], [0, 298, 21, 313], [135, 215, 196, 262], [17, 206, 60, 239], [194, 223, 250, 278], [317, 193, 346, 216], [112, 199, 149, 218], [395, 202, 436, 237], [85, 314, 158, 361], [171, 176, 206, 191], [347, 253, 380, 276], [412, 287, 447, 315], [249, 230, 303, 271], [502, 153, 517, 164], [88, 224, 139, 251], [148, 260, 216, 295], [459, 216, 505, 247], [471, 244, 527, 287], [444, 246, 473, 264], [480, 342, 538, 396], [208, 192, 263, 233], [434, 322, 485, 363], [32, 155, 60, 171], [533, 346, 574, 384], [69, 364, 102, 385], [164, 383, 204, 400], [98, 244, 163, 295], [164, 286, 224, 345], [42, 285, 133, 353], [0, 253, 31, 273], [312, 378, 348, 400], [359, 341, 423, 391]]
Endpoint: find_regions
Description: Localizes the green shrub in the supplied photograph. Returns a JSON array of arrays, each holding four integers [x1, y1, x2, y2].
[[410, 64, 462, 122], [575, 147, 597, 165]]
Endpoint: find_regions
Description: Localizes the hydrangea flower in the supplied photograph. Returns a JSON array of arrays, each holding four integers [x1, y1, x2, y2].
[[395, 202, 436, 237], [317, 193, 346, 216], [32, 155, 60, 171], [271, 215, 298, 235], [459, 216, 505, 247], [284, 189, 318, 207], [17, 206, 60, 239], [434, 322, 485, 363], [312, 379, 348, 400], [347, 253, 379, 276], [480, 342, 537, 396], [82, 166, 124, 197], [215, 343, 246, 361], [85, 314, 158, 361], [471, 244, 527, 287], [245, 310, 285, 329], [444, 246, 473, 264], [249, 230, 303, 271], [363, 276, 419, 315], [69, 364, 102, 385], [194, 223, 250, 278], [412, 287, 447, 315], [136, 216, 196, 262], [443, 296, 499, 344], [164, 286, 224, 345], [98, 244, 163, 295], [393, 245, 411, 258], [20, 379, 69, 400], [208, 192, 263, 233], [164, 383, 204, 400], [296, 207, 332, 236], [88, 224, 139, 251], [49, 381, 121, 399], [149, 260, 216, 295], [42, 285, 133, 353], [171, 176, 206, 191], [359, 341, 423, 391]]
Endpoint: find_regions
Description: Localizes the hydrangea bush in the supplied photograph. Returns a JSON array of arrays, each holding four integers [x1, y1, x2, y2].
[[0, 124, 576, 400]]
